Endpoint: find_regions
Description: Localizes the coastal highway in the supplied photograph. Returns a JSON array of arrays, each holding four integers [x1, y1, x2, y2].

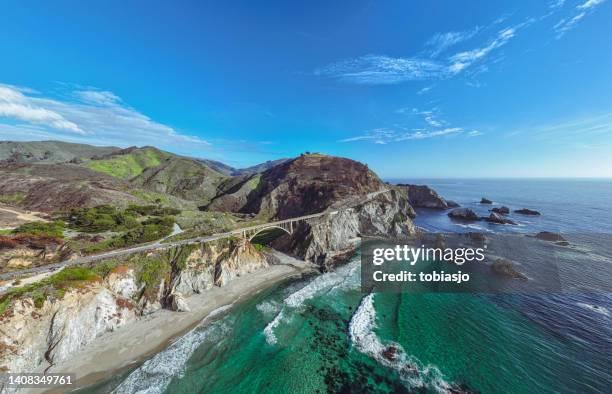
[[0, 189, 391, 282]]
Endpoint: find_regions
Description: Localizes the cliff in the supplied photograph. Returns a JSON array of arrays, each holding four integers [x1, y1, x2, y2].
[[396, 184, 457, 209], [0, 238, 268, 374], [272, 189, 415, 270]]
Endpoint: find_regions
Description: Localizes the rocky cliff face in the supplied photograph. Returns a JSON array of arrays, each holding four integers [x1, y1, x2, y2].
[[272, 189, 415, 270], [0, 238, 267, 374], [396, 184, 455, 209]]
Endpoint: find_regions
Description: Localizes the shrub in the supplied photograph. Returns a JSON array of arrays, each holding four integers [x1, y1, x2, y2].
[[13, 220, 65, 238]]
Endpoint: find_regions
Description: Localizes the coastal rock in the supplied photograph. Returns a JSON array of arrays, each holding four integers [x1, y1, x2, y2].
[[480, 198, 492, 204], [0, 286, 138, 374], [105, 266, 138, 298], [491, 259, 527, 280], [486, 212, 517, 225], [171, 239, 268, 295], [515, 208, 541, 216], [396, 184, 452, 209], [448, 208, 479, 221], [446, 200, 460, 208], [272, 189, 415, 270], [169, 292, 190, 312], [490, 206, 510, 215], [382, 345, 398, 361], [535, 231, 566, 242]]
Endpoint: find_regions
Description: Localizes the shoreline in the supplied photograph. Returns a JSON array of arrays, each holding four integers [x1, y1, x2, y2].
[[32, 252, 316, 393]]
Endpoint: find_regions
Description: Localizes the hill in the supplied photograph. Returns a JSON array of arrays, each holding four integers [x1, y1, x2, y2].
[[0, 140, 119, 164], [207, 154, 385, 219]]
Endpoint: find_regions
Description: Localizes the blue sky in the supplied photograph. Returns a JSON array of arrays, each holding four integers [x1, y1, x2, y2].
[[0, 0, 610, 177]]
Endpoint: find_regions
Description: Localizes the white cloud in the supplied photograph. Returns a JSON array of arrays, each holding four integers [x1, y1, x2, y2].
[[340, 108, 481, 144], [0, 85, 83, 133], [315, 55, 447, 84], [0, 84, 211, 149], [554, 0, 605, 38], [417, 85, 434, 95], [425, 29, 479, 57], [317, 23, 523, 85], [577, 0, 605, 9], [549, 0, 566, 9], [75, 90, 121, 106]]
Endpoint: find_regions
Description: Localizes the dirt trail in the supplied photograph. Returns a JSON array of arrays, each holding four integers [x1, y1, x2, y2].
[[0, 205, 48, 226]]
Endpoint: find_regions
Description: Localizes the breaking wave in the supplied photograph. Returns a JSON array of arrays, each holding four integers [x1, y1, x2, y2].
[[113, 304, 233, 394], [349, 294, 454, 393], [263, 260, 359, 345]]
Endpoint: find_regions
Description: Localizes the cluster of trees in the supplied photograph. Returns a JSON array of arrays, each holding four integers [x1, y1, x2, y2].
[[81, 207, 177, 253], [68, 204, 180, 234]]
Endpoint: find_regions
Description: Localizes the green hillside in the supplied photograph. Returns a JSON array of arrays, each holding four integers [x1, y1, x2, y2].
[[86, 147, 170, 179]]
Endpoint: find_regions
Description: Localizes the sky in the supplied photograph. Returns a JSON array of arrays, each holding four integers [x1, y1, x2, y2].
[[0, 0, 611, 177]]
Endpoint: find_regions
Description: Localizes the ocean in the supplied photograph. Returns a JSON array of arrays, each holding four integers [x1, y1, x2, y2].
[[83, 179, 612, 393]]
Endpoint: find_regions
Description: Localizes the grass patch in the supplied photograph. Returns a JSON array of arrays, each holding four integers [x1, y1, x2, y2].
[[0, 267, 101, 316], [0, 192, 25, 205], [87, 148, 168, 179], [13, 220, 65, 238]]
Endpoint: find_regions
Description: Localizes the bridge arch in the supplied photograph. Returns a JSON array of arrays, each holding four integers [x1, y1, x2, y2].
[[248, 225, 291, 242]]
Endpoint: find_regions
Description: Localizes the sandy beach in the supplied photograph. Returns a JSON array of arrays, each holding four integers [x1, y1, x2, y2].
[[30, 252, 315, 393]]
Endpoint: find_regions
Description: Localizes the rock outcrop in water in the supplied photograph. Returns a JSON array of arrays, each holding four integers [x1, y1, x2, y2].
[[448, 208, 479, 221], [486, 212, 517, 225], [515, 208, 541, 216], [396, 184, 455, 209], [0, 238, 268, 374], [491, 206, 510, 215]]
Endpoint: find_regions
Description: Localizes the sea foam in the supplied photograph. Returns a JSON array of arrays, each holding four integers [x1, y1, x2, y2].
[[113, 304, 233, 394], [349, 294, 454, 393]]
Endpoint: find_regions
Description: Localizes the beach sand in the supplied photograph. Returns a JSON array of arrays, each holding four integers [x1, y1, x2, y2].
[[31, 252, 315, 393]]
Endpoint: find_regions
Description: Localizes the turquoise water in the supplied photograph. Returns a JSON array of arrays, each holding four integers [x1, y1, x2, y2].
[[87, 180, 611, 393]]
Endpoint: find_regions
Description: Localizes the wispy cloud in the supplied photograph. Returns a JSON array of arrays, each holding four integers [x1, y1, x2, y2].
[[577, 0, 605, 9], [554, 0, 606, 38], [316, 22, 525, 85], [341, 107, 481, 144], [549, 0, 566, 9], [425, 29, 479, 57], [0, 84, 210, 149], [417, 85, 434, 95], [315, 55, 447, 84], [506, 113, 612, 142]]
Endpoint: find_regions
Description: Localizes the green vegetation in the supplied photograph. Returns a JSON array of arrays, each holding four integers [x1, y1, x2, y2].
[[0, 192, 25, 204], [13, 220, 65, 238], [0, 229, 13, 235], [0, 267, 101, 316], [65, 204, 179, 254], [68, 205, 140, 233], [252, 243, 265, 252], [87, 148, 168, 179], [134, 254, 171, 301], [83, 216, 175, 253], [129, 189, 174, 206]]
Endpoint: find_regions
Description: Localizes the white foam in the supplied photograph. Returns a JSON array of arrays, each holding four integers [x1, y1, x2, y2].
[[283, 260, 359, 308], [263, 311, 284, 345], [256, 300, 281, 316], [348, 294, 454, 393], [113, 304, 233, 394], [577, 302, 610, 317], [263, 259, 360, 346]]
